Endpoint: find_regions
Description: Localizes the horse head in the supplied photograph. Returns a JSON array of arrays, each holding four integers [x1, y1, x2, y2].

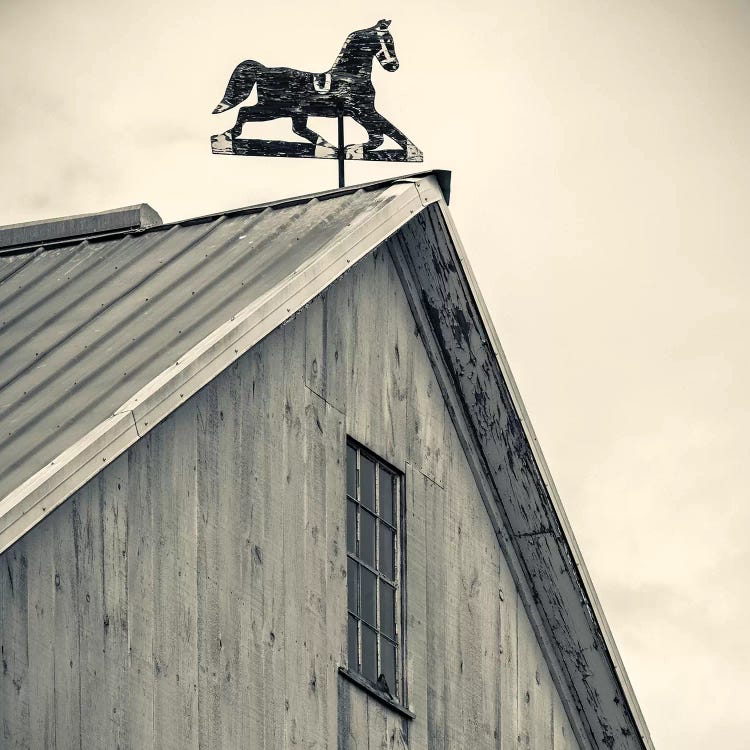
[[333, 20, 400, 76], [373, 19, 399, 72]]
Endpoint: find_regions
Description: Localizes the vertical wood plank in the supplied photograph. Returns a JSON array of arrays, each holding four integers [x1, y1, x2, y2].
[[76, 475, 110, 749], [262, 337, 287, 750], [461, 487, 502, 747], [100, 454, 130, 748], [25, 523, 56, 750], [289, 386, 339, 747], [553, 685, 581, 750], [0, 539, 30, 748], [517, 598, 554, 749], [127, 436, 156, 750], [196, 377, 227, 749], [365, 695, 390, 749], [498, 566, 519, 750], [404, 466, 430, 750], [322, 395, 347, 746], [442, 487, 468, 748], [304, 287, 348, 412], [338, 679, 369, 750], [280, 314, 312, 749], [151, 403, 199, 750], [344, 252, 409, 469], [237, 344, 272, 747], [246, 316, 307, 749], [424, 471, 447, 750], [229, 354, 263, 746], [196, 365, 248, 747], [53, 498, 82, 750], [394, 238, 448, 489]]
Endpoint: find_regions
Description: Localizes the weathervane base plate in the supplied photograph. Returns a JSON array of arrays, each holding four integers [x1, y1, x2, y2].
[[211, 133, 423, 162]]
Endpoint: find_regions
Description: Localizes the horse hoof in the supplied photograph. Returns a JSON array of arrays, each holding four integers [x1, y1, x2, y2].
[[345, 144, 364, 160], [314, 143, 337, 158], [210, 131, 235, 155], [406, 142, 423, 162]]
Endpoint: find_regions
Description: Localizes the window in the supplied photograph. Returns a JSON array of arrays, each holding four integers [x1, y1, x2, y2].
[[346, 439, 401, 700]]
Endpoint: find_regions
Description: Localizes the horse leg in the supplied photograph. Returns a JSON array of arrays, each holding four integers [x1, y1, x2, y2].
[[230, 105, 277, 139], [362, 129, 384, 151], [291, 114, 335, 149], [355, 111, 414, 152]]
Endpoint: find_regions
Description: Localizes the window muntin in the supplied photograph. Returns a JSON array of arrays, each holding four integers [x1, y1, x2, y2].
[[346, 440, 401, 698]]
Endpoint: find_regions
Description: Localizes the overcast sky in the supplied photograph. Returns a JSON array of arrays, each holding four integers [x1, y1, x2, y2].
[[2, 1, 749, 747]]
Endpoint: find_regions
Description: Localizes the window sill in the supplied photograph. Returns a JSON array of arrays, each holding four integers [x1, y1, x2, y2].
[[338, 667, 416, 720]]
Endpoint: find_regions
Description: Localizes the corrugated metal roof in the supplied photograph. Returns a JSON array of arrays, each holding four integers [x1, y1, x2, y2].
[[0, 180, 409, 502]]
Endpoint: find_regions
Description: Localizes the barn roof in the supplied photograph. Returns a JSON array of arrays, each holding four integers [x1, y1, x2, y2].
[[0, 170, 652, 750]]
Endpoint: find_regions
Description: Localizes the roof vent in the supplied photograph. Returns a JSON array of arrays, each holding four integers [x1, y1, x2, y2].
[[0, 204, 163, 252]]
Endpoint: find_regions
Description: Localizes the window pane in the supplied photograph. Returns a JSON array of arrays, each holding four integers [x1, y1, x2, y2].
[[360, 510, 376, 567], [360, 455, 376, 510], [361, 567, 377, 627], [347, 444, 357, 499], [380, 581, 396, 639], [361, 625, 378, 683], [379, 467, 395, 524], [379, 524, 394, 580], [347, 500, 357, 554], [380, 638, 397, 698], [348, 615, 359, 670], [347, 558, 358, 613]]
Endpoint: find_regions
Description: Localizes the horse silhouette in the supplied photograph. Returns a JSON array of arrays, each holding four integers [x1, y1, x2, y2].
[[212, 19, 421, 160]]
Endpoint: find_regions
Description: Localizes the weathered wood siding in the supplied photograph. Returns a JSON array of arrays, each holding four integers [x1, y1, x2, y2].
[[0, 246, 582, 749]]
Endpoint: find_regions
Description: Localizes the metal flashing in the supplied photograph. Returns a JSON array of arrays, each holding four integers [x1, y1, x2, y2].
[[0, 412, 139, 552], [0, 204, 162, 254]]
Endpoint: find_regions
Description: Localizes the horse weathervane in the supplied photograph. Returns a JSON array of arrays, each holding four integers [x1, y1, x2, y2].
[[210, 19, 423, 186]]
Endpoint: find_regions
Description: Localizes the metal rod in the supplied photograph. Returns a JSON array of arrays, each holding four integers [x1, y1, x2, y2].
[[338, 113, 345, 188]]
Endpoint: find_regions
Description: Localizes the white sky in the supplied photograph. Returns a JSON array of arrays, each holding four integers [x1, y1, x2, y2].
[[2, 1, 749, 747]]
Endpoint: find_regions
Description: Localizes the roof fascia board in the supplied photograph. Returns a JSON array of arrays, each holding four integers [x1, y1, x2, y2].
[[392, 199, 652, 749], [387, 237, 595, 750], [0, 177, 441, 554], [433, 200, 654, 750]]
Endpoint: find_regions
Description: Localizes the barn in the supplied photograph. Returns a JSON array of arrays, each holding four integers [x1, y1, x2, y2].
[[0, 171, 653, 749]]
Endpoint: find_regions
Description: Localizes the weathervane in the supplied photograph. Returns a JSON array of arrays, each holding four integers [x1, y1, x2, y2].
[[210, 19, 423, 187]]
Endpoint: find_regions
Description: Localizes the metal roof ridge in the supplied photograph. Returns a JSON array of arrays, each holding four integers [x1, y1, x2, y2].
[[0, 170, 451, 257], [175, 169, 451, 226]]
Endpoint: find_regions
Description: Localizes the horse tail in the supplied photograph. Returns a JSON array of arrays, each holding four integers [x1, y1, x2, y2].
[[212, 60, 265, 113]]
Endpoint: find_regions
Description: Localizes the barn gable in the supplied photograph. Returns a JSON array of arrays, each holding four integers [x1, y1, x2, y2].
[[0, 172, 652, 749]]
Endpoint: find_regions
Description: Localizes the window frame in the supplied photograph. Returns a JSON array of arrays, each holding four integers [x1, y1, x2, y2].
[[344, 437, 407, 707]]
